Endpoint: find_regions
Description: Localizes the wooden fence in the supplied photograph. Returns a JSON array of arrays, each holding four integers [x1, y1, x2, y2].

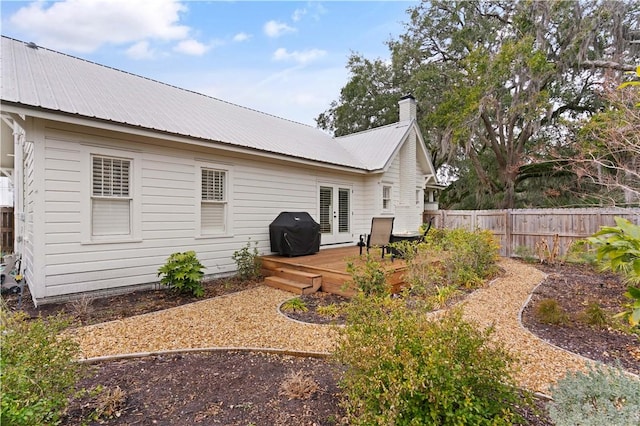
[[423, 208, 640, 257]]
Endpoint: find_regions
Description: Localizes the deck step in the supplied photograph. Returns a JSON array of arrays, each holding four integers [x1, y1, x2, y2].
[[273, 268, 321, 284], [264, 276, 316, 295], [262, 266, 322, 295]]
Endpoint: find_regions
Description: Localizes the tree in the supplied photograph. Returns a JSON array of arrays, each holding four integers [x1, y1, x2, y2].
[[571, 83, 639, 206], [318, 0, 639, 208], [316, 55, 401, 137]]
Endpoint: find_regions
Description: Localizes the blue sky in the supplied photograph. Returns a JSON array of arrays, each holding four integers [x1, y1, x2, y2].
[[1, 0, 419, 126]]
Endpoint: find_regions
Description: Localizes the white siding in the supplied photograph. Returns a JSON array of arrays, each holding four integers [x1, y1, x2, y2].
[[21, 129, 36, 297], [36, 122, 370, 301]]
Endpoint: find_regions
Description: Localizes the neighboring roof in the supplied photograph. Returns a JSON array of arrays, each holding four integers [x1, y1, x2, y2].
[[0, 36, 426, 173]]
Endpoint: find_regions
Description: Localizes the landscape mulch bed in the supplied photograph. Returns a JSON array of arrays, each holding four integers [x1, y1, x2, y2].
[[521, 263, 639, 376], [3, 261, 639, 425]]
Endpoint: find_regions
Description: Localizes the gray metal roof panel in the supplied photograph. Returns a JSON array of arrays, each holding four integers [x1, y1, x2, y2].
[[336, 121, 411, 171], [1, 37, 376, 169]]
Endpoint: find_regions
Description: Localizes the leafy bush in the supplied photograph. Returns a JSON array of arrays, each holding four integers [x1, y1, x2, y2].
[[346, 254, 389, 296], [334, 296, 528, 425], [232, 240, 262, 280], [549, 362, 640, 426], [535, 298, 569, 325], [588, 217, 640, 326], [157, 251, 205, 297], [414, 227, 500, 289], [1, 302, 86, 425]]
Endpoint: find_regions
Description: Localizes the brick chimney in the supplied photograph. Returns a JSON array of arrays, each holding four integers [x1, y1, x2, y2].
[[398, 94, 416, 122]]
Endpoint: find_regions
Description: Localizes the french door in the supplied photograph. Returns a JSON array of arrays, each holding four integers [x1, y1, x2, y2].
[[319, 184, 351, 244]]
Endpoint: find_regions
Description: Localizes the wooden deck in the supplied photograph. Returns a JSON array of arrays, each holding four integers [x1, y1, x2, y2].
[[260, 246, 408, 296]]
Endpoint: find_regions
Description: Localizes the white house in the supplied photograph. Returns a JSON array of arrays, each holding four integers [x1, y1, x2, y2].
[[0, 36, 439, 305]]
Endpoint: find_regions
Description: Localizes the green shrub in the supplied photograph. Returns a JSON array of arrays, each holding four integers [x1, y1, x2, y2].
[[402, 249, 445, 298], [421, 227, 500, 289], [157, 250, 205, 297], [232, 240, 262, 281], [346, 254, 389, 296], [334, 296, 528, 425], [1, 303, 86, 425], [549, 362, 640, 426], [535, 298, 569, 325], [588, 217, 640, 326]]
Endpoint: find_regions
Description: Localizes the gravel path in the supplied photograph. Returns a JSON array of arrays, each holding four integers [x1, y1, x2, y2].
[[460, 258, 590, 393], [73, 258, 590, 394]]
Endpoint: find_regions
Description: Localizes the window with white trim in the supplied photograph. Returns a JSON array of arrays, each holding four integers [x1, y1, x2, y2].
[[91, 155, 132, 236], [382, 185, 392, 210], [201, 168, 227, 234]]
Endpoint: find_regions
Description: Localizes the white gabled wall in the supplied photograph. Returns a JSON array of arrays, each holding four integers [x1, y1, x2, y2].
[[34, 120, 368, 302]]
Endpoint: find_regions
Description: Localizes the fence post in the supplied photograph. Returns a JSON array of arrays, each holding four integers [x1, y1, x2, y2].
[[505, 209, 512, 257]]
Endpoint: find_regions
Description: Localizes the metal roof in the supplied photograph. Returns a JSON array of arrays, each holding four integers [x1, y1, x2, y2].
[[1, 36, 411, 171], [336, 121, 412, 171]]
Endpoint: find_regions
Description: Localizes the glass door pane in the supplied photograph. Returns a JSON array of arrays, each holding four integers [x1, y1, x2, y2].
[[338, 188, 350, 233], [319, 186, 332, 234]]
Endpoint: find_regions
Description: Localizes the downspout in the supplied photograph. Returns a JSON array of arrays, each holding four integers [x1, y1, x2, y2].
[[13, 127, 25, 265]]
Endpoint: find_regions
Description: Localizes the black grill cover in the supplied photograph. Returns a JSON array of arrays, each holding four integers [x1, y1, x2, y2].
[[269, 212, 321, 256]]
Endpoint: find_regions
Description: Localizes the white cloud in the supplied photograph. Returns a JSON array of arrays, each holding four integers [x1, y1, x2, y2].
[[263, 20, 296, 38], [173, 39, 208, 56], [292, 8, 306, 22], [233, 32, 252, 42], [126, 41, 156, 60], [8, 0, 190, 53], [272, 48, 327, 65]]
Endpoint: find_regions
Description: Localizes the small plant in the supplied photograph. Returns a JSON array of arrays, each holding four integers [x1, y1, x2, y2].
[[514, 245, 537, 263], [316, 303, 343, 318], [535, 234, 561, 265], [94, 385, 127, 419], [426, 284, 461, 309], [535, 298, 569, 325], [279, 370, 320, 400], [549, 362, 640, 426], [562, 239, 597, 265], [1, 301, 87, 425], [579, 302, 608, 328], [157, 251, 205, 297], [346, 254, 389, 296], [232, 240, 262, 280], [281, 297, 308, 313], [588, 217, 640, 326], [70, 294, 94, 323]]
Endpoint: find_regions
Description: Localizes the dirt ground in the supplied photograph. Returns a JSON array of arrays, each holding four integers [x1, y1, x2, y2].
[[3, 261, 638, 425]]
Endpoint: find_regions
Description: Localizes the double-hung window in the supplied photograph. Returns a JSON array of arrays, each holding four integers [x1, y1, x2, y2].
[[382, 185, 392, 211], [201, 168, 227, 234], [91, 155, 132, 237]]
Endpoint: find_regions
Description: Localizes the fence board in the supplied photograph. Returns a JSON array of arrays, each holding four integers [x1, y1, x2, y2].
[[424, 208, 640, 257]]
